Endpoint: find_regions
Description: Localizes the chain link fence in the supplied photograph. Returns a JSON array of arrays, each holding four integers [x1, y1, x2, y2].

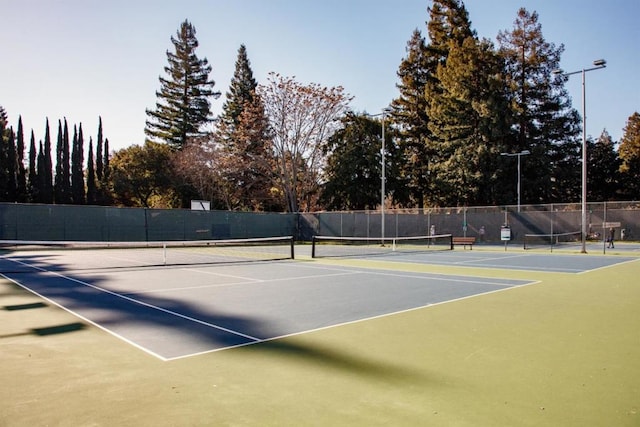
[[1, 202, 639, 243]]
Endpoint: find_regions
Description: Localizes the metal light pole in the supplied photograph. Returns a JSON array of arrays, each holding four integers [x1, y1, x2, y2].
[[553, 59, 606, 253], [366, 108, 392, 244], [500, 150, 530, 212], [380, 107, 392, 244]]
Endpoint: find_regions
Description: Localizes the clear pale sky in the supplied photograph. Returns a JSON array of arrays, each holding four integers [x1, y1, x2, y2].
[[2, 0, 638, 152]]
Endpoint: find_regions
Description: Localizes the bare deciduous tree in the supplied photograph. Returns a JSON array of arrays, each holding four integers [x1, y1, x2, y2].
[[259, 73, 351, 212]]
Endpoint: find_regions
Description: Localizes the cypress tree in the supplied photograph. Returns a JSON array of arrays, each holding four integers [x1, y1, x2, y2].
[[5, 127, 17, 202], [0, 121, 7, 201], [71, 124, 85, 204], [86, 138, 97, 205], [28, 131, 38, 202], [55, 118, 72, 204], [96, 117, 103, 181], [145, 20, 220, 150], [37, 141, 46, 201], [54, 120, 64, 203], [16, 117, 27, 202], [42, 119, 54, 203]]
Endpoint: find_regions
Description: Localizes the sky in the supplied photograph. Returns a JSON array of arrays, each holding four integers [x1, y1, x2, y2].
[[2, 0, 638, 153]]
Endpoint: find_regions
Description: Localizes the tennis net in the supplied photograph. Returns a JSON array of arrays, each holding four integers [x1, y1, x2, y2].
[[0, 236, 295, 271], [311, 234, 453, 258], [523, 231, 582, 250]]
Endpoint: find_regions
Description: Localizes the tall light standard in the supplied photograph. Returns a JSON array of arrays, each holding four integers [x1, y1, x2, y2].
[[380, 107, 392, 243], [553, 59, 606, 253], [363, 108, 392, 242], [501, 150, 530, 212]]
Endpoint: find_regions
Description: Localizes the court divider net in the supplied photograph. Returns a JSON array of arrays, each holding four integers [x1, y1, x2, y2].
[[0, 236, 295, 271], [523, 231, 582, 250], [311, 234, 453, 258]]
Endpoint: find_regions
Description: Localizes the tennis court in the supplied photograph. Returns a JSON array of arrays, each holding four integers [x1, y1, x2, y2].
[[1, 244, 532, 360], [2, 237, 640, 426], [307, 238, 638, 273]]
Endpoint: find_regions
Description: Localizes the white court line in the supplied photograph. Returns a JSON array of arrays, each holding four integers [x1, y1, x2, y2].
[[289, 260, 527, 287], [122, 270, 364, 295], [576, 257, 640, 275]]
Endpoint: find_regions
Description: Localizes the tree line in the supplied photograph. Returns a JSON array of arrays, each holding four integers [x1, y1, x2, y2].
[[2, 2, 639, 211], [0, 110, 110, 205]]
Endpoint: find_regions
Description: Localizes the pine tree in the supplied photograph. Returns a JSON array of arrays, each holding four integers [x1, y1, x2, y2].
[[145, 20, 220, 150], [218, 45, 258, 140], [216, 44, 274, 210], [428, 37, 512, 206], [392, 0, 475, 208], [392, 29, 432, 208], [497, 8, 581, 204]]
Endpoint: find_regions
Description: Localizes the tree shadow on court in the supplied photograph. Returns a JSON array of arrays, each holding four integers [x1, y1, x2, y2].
[[0, 252, 433, 383], [251, 339, 433, 385]]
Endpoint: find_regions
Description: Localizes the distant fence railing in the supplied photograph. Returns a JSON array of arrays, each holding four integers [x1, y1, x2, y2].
[[1, 202, 639, 243], [300, 202, 640, 243], [0, 203, 296, 242]]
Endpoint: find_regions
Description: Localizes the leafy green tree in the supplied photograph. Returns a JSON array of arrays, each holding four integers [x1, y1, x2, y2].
[[145, 20, 220, 150], [587, 130, 620, 201], [618, 112, 640, 199], [321, 114, 382, 210], [321, 113, 406, 210], [109, 141, 177, 207], [497, 8, 581, 204]]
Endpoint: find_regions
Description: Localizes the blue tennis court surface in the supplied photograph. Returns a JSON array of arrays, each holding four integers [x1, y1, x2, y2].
[[2, 246, 637, 360], [1, 251, 532, 360], [307, 246, 638, 273]]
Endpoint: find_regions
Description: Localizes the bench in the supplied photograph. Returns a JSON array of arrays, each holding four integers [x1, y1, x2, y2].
[[452, 236, 476, 250]]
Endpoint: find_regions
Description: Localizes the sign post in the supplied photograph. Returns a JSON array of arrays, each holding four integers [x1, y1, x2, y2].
[[501, 225, 511, 251]]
